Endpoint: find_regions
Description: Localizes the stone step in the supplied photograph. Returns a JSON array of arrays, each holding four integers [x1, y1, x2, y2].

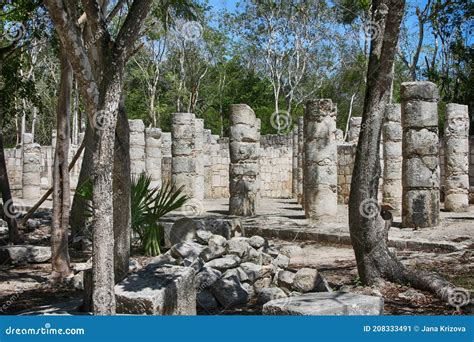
[[262, 292, 383, 315]]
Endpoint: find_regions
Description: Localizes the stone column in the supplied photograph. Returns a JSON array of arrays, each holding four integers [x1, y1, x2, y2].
[[348, 117, 362, 144], [292, 126, 298, 198], [401, 81, 440, 228], [22, 133, 41, 200], [161, 132, 172, 185], [297, 116, 304, 204], [382, 104, 402, 215], [145, 127, 162, 188], [303, 99, 338, 220], [194, 118, 205, 201], [128, 119, 146, 178], [228, 104, 260, 216], [171, 113, 204, 201], [444, 103, 470, 212]]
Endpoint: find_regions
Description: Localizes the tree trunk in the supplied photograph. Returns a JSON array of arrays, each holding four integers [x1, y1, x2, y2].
[[91, 60, 124, 315], [51, 46, 72, 280], [0, 59, 22, 244], [113, 97, 131, 283], [70, 123, 94, 239], [348, 0, 455, 302]]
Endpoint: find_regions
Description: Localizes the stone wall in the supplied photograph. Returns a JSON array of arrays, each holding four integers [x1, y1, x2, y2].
[[5, 116, 474, 204]]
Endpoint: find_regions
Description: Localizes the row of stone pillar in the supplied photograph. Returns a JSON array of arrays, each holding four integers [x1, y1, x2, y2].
[[289, 82, 469, 227]]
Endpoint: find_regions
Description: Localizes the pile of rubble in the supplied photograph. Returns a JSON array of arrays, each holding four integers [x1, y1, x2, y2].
[[144, 218, 331, 311]]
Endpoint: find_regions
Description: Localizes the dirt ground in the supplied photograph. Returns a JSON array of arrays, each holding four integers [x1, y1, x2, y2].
[[0, 217, 472, 316]]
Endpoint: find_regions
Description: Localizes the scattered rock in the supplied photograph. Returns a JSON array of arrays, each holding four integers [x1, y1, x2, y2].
[[277, 270, 296, 289], [208, 234, 227, 247], [253, 277, 272, 293], [242, 282, 255, 299], [72, 259, 92, 273], [26, 219, 40, 229], [147, 252, 178, 268], [170, 241, 203, 260], [0, 245, 51, 264], [128, 259, 142, 273], [261, 253, 273, 265], [200, 245, 226, 262], [292, 268, 321, 293], [227, 237, 250, 258], [257, 287, 287, 305], [183, 257, 204, 272], [195, 230, 213, 244], [205, 256, 240, 272], [272, 254, 290, 269], [243, 247, 262, 264], [279, 245, 303, 258], [263, 292, 384, 315], [240, 262, 262, 282], [398, 289, 426, 301], [223, 267, 249, 282], [249, 236, 265, 249], [115, 265, 196, 315], [211, 275, 249, 308], [197, 290, 219, 310], [195, 266, 222, 291], [71, 271, 84, 290]]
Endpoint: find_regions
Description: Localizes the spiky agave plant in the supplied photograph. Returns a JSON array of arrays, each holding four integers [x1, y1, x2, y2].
[[76, 173, 189, 256]]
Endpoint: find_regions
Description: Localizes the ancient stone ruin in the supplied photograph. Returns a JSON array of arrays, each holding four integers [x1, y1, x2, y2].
[[4, 82, 473, 223]]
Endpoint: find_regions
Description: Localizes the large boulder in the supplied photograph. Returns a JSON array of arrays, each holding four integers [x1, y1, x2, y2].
[[197, 291, 219, 310], [115, 265, 196, 315], [169, 218, 204, 246], [0, 245, 51, 264], [292, 268, 326, 293], [195, 266, 222, 291], [227, 237, 250, 258], [210, 274, 249, 308], [277, 270, 296, 289], [170, 241, 203, 261], [257, 287, 287, 305], [205, 256, 240, 271], [263, 292, 384, 315]]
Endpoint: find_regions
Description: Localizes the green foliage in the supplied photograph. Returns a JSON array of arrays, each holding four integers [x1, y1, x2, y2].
[[76, 173, 189, 256]]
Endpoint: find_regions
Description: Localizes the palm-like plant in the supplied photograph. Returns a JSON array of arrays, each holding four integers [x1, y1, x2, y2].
[[76, 173, 189, 256]]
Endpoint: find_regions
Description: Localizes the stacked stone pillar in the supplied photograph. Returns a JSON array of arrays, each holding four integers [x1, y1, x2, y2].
[[145, 128, 162, 188], [292, 126, 298, 198], [228, 104, 260, 216], [382, 104, 402, 215], [194, 119, 205, 200], [303, 99, 338, 220], [21, 133, 41, 200], [401, 82, 440, 228], [297, 117, 304, 204], [129, 119, 146, 177], [348, 117, 362, 144], [171, 113, 204, 201], [444, 103, 470, 212]]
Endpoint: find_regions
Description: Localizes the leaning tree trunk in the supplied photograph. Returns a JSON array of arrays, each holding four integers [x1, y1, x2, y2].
[[51, 46, 72, 280], [348, 0, 455, 302], [113, 97, 131, 283]]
